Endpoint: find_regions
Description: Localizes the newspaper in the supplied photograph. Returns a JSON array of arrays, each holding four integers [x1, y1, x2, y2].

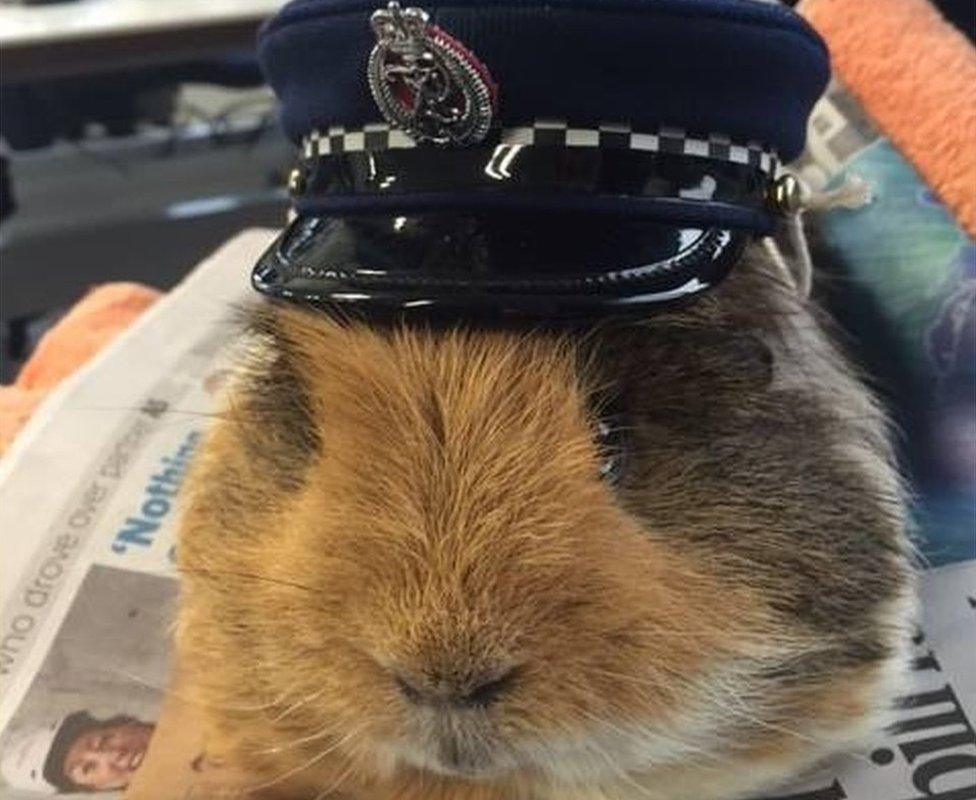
[[0, 231, 269, 799]]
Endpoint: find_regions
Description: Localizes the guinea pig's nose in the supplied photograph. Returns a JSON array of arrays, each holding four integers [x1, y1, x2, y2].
[[395, 668, 517, 709]]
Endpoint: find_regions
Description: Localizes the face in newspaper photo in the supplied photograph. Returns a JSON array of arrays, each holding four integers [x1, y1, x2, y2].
[[0, 567, 171, 798], [2, 712, 154, 794]]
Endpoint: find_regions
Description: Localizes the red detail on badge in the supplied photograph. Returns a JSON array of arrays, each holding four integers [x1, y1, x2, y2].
[[429, 25, 499, 112], [394, 82, 414, 110]]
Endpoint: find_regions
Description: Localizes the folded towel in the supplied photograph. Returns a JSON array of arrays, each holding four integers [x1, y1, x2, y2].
[[801, 0, 976, 239], [0, 283, 161, 455]]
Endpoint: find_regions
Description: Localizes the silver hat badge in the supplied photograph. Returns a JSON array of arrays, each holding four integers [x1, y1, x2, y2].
[[367, 2, 498, 146]]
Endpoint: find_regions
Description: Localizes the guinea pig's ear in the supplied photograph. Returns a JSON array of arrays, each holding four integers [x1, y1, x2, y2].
[[231, 303, 323, 492]]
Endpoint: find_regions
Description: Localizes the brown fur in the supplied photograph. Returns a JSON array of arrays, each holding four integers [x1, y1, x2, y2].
[[174, 245, 914, 799]]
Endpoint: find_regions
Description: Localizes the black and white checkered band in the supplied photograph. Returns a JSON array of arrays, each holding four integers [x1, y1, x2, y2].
[[301, 120, 779, 175]]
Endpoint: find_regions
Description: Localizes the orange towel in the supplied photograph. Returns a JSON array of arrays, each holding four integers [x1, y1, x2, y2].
[[0, 283, 161, 455], [801, 0, 976, 239]]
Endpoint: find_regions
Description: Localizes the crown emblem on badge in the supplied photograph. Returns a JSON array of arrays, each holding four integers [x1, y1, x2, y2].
[[367, 2, 498, 146]]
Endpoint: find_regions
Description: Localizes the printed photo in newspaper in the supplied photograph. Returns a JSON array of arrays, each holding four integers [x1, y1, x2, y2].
[[1, 567, 173, 797]]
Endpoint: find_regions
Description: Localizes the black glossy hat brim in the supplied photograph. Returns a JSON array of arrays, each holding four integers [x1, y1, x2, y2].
[[252, 210, 750, 321]]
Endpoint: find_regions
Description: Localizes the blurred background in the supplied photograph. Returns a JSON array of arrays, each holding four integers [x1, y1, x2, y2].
[[0, 0, 293, 381]]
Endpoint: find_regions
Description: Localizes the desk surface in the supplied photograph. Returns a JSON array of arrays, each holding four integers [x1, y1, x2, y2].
[[0, 0, 283, 47]]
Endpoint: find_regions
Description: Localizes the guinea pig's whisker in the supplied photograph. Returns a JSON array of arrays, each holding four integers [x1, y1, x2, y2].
[[585, 664, 872, 766], [269, 685, 329, 724], [243, 726, 362, 794], [310, 752, 361, 800], [177, 566, 321, 597], [599, 757, 672, 800], [576, 706, 718, 763], [556, 710, 712, 798], [97, 664, 293, 714], [584, 664, 686, 696], [682, 673, 875, 767], [72, 406, 244, 436], [77, 405, 232, 420], [258, 718, 338, 755]]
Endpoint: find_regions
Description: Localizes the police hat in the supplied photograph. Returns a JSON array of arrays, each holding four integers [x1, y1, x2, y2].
[[253, 0, 829, 319]]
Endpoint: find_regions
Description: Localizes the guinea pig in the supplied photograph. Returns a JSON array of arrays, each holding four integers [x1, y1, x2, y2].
[[174, 242, 915, 800]]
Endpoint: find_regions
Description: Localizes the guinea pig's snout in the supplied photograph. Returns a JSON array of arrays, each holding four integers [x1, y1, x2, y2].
[[394, 666, 517, 709]]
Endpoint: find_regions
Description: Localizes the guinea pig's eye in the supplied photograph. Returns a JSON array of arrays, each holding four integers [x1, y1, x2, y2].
[[594, 414, 626, 486]]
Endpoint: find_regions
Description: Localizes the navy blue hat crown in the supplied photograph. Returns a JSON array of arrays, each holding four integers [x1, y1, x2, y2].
[[259, 0, 828, 156]]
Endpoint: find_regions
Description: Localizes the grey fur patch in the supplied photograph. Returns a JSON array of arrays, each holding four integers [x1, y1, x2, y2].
[[581, 246, 912, 678]]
